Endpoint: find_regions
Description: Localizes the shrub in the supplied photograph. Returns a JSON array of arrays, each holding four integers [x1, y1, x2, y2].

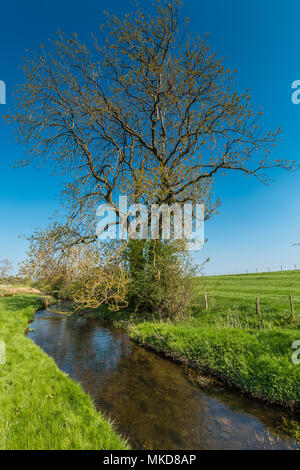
[[124, 239, 196, 320]]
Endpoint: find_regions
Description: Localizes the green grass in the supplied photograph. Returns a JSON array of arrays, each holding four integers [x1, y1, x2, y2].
[[0, 295, 129, 450], [193, 270, 300, 329], [128, 271, 300, 406]]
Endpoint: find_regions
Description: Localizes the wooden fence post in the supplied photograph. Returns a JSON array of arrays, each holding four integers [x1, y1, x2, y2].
[[256, 297, 261, 317], [289, 294, 295, 319], [204, 292, 208, 310]]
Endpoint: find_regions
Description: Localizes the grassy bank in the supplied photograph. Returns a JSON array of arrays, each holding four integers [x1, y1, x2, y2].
[[128, 271, 300, 407], [0, 295, 129, 450]]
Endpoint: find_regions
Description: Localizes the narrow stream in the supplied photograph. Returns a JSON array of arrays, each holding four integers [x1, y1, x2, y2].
[[28, 308, 299, 450]]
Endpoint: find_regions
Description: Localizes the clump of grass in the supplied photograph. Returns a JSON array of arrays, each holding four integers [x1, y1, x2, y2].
[[0, 295, 129, 450], [280, 417, 300, 442]]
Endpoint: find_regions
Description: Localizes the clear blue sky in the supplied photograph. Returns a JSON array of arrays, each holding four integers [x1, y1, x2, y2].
[[0, 0, 300, 275]]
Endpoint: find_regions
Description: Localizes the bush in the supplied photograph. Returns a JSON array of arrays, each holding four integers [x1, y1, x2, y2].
[[124, 239, 196, 320]]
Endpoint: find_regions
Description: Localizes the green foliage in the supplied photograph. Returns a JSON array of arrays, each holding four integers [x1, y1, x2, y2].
[[0, 295, 128, 449], [280, 417, 300, 441]]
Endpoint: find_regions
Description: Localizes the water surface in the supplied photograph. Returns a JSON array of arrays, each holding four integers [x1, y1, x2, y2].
[[29, 309, 299, 450]]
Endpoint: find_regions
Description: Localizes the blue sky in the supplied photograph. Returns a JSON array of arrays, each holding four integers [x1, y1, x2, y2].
[[0, 0, 300, 275]]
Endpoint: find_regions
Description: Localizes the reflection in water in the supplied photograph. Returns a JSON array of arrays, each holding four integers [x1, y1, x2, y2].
[[29, 310, 300, 450]]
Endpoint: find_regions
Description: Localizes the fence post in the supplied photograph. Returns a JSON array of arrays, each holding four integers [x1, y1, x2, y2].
[[289, 294, 295, 319], [204, 292, 208, 310], [256, 297, 261, 317]]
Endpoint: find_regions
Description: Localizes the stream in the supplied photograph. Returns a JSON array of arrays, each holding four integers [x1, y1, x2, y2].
[[28, 308, 300, 450]]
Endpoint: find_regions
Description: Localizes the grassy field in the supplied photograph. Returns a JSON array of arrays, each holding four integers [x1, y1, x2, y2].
[[0, 295, 129, 450], [194, 270, 300, 329], [129, 271, 300, 407]]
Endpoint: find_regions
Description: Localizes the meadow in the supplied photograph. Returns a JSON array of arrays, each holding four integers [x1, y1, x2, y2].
[[129, 271, 300, 407], [0, 294, 128, 450]]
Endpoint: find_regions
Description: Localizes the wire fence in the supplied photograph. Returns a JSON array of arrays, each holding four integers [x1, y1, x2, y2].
[[202, 265, 300, 277]]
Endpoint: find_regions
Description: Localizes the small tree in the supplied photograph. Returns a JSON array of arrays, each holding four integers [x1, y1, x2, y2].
[[0, 259, 13, 281]]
